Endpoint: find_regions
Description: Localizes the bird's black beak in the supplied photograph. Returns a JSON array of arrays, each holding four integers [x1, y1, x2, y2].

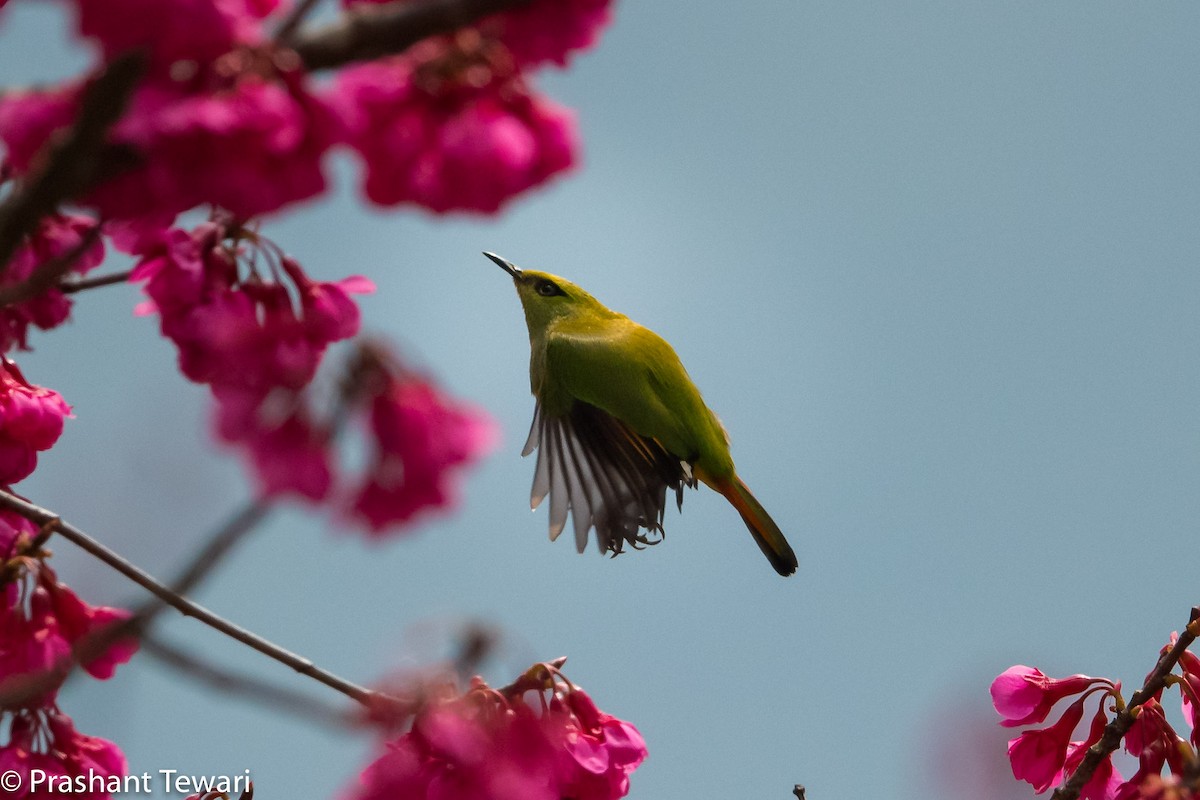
[[483, 251, 522, 279]]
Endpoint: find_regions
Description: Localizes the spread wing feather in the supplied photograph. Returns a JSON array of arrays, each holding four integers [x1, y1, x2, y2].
[[523, 400, 696, 555]]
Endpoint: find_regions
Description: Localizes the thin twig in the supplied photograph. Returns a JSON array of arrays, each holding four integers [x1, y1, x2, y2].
[[60, 269, 133, 294], [291, 0, 534, 71], [0, 52, 143, 278], [0, 489, 386, 709], [0, 224, 101, 308], [142, 635, 350, 727], [137, 500, 271, 620], [1052, 606, 1200, 800]]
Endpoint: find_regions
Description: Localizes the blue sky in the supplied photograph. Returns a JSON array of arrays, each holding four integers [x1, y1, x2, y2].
[[3, 2, 1200, 798]]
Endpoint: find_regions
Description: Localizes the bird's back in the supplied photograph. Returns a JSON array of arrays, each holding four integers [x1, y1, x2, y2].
[[543, 315, 735, 481]]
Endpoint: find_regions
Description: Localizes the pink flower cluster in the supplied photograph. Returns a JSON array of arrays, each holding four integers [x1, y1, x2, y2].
[[1, 509, 135, 796], [0, 0, 613, 222], [0, 360, 71, 486], [348, 358, 498, 532], [993, 653, 1200, 800], [0, 0, 336, 225], [0, 710, 127, 800], [124, 218, 493, 532], [124, 216, 369, 501], [333, 39, 577, 214], [0, 214, 105, 353], [348, 665, 646, 800]]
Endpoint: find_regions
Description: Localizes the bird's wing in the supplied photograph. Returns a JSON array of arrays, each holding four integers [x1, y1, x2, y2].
[[519, 324, 707, 556], [523, 398, 692, 556]]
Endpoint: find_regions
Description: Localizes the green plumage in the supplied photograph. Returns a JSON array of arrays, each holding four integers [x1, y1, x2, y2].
[[487, 252, 797, 577]]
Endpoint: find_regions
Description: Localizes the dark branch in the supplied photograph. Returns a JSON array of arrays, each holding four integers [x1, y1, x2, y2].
[[0, 52, 143, 278], [0, 489, 390, 711], [291, 0, 535, 71], [60, 269, 133, 294], [142, 635, 350, 727], [1051, 606, 1200, 800]]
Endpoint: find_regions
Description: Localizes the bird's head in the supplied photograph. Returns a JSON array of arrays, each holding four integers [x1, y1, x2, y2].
[[484, 252, 614, 334]]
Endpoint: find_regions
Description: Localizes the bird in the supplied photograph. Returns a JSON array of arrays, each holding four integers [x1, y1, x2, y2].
[[485, 251, 798, 577]]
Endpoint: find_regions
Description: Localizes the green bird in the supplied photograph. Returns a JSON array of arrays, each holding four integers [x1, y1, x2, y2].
[[486, 252, 798, 577]]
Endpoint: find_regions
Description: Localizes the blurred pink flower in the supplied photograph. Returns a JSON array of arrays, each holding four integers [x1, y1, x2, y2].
[[0, 515, 136, 702], [486, 0, 614, 68], [0, 360, 70, 485], [0, 84, 78, 175], [0, 64, 337, 223], [341, 0, 613, 67], [127, 217, 370, 500], [0, 709, 127, 800], [0, 214, 105, 353], [93, 75, 339, 221], [347, 669, 645, 800], [333, 38, 577, 214], [347, 362, 497, 533], [73, 0, 281, 75]]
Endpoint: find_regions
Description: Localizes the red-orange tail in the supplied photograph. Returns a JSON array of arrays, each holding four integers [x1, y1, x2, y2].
[[718, 476, 798, 577]]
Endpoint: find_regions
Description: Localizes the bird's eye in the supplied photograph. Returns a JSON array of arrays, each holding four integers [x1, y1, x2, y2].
[[536, 280, 562, 297]]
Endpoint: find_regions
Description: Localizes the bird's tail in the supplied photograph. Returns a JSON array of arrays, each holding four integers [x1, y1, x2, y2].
[[718, 476, 798, 577]]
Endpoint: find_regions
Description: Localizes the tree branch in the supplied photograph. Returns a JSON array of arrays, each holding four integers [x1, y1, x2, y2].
[[0, 52, 143, 278], [1051, 606, 1200, 800], [60, 269, 133, 294], [0, 489, 389, 710], [142, 635, 349, 727], [291, 0, 535, 71]]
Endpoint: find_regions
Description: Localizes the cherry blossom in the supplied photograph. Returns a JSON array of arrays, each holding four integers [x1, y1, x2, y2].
[[0, 709, 126, 800], [0, 360, 71, 486], [347, 666, 645, 800], [333, 35, 577, 214], [0, 214, 105, 353], [127, 217, 370, 500], [344, 347, 497, 533]]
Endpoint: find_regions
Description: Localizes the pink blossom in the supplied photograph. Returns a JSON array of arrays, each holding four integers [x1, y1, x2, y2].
[[1, 69, 337, 223], [74, 0, 280, 74], [0, 709, 126, 800], [482, 0, 614, 68], [342, 0, 613, 67], [332, 41, 577, 214], [0, 214, 105, 353], [0, 360, 70, 485], [1064, 703, 1123, 800], [557, 690, 648, 800], [92, 75, 339, 221], [346, 670, 644, 800], [1175, 635, 1200, 750], [0, 536, 137, 702], [1114, 700, 1188, 800], [347, 365, 497, 533], [128, 217, 370, 500], [215, 387, 333, 500], [0, 83, 78, 175], [1007, 694, 1087, 792], [992, 664, 1113, 728]]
